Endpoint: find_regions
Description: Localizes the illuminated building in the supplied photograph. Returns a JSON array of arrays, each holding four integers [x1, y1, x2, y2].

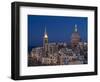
[[43, 27, 49, 55], [71, 24, 80, 48]]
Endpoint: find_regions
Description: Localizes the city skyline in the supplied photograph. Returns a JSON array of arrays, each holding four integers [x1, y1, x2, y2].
[[28, 15, 88, 53]]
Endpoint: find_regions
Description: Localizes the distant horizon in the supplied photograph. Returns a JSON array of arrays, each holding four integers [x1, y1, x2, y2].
[[28, 15, 88, 52]]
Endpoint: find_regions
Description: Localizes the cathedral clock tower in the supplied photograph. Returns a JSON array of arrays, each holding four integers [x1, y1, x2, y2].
[[43, 27, 48, 54]]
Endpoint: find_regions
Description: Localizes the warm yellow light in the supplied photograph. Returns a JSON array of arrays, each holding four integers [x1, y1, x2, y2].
[[44, 33, 48, 38], [44, 27, 48, 38]]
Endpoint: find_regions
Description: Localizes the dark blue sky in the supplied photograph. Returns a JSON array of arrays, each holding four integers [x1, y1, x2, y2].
[[28, 15, 87, 51]]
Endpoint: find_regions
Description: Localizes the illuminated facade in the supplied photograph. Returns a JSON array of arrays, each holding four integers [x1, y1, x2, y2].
[[28, 24, 87, 66]]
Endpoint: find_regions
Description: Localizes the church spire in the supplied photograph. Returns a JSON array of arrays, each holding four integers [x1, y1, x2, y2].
[[74, 24, 78, 32], [43, 26, 48, 54], [44, 27, 48, 38], [45, 27, 47, 34]]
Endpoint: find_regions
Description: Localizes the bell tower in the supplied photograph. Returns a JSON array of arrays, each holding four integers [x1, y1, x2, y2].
[[44, 27, 48, 44], [43, 27, 48, 55]]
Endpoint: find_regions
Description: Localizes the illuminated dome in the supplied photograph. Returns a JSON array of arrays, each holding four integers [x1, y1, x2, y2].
[[71, 24, 80, 47], [71, 32, 80, 39]]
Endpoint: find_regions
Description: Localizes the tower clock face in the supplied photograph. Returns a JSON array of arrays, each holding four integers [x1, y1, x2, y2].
[[45, 39, 48, 43]]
